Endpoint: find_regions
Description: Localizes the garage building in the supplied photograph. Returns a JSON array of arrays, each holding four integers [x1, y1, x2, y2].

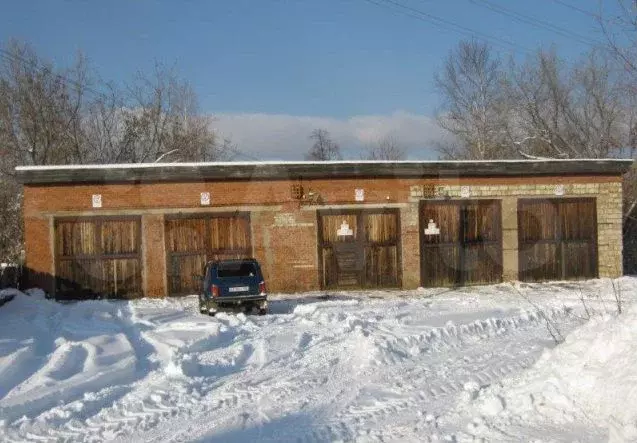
[[16, 159, 632, 299]]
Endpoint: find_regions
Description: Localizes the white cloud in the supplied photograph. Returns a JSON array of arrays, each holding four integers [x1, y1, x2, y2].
[[210, 111, 446, 160]]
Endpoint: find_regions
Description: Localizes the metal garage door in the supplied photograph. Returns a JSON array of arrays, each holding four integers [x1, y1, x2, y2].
[[420, 200, 502, 287], [165, 213, 252, 295], [518, 198, 597, 281], [55, 217, 142, 299], [318, 209, 401, 289]]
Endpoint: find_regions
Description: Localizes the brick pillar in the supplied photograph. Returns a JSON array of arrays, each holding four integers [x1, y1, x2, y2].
[[400, 204, 421, 289], [597, 182, 624, 278], [501, 197, 519, 281], [142, 214, 166, 297], [23, 215, 56, 295]]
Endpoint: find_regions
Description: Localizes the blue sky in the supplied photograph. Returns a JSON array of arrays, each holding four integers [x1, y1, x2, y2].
[[0, 0, 613, 159]]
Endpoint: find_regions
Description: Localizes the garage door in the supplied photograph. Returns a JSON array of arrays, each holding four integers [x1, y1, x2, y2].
[[55, 217, 142, 299], [518, 198, 597, 281], [420, 200, 502, 287], [318, 209, 401, 289], [165, 213, 251, 295]]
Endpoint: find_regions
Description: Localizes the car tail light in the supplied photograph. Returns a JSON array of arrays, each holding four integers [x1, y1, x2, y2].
[[211, 284, 219, 298], [259, 281, 266, 295]]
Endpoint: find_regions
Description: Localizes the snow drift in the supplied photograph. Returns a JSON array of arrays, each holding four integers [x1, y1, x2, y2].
[[464, 303, 637, 442], [0, 278, 634, 442]]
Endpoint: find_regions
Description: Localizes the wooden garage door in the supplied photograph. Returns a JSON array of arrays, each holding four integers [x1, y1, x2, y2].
[[518, 198, 597, 282], [318, 209, 401, 289], [420, 200, 502, 287], [165, 213, 251, 295], [55, 217, 142, 299]]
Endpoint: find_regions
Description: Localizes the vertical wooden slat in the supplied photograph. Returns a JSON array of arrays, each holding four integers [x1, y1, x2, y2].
[[165, 214, 253, 296], [518, 198, 597, 282], [420, 200, 502, 287], [318, 210, 400, 289], [420, 201, 461, 287], [55, 217, 142, 299]]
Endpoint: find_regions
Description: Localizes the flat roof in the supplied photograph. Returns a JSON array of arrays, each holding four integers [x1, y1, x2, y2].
[[14, 159, 634, 185]]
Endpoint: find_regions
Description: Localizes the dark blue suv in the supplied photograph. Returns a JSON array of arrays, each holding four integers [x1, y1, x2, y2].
[[198, 258, 268, 316]]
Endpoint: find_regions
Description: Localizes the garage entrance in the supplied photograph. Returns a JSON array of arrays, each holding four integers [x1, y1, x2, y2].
[[318, 209, 401, 289], [518, 198, 597, 281], [420, 200, 502, 287], [165, 213, 251, 295], [55, 217, 142, 299]]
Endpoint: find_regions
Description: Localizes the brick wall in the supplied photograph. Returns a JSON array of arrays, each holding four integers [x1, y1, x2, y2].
[[22, 174, 624, 296], [407, 180, 623, 283]]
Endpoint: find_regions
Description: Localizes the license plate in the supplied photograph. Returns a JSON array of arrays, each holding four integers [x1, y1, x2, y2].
[[228, 286, 250, 293]]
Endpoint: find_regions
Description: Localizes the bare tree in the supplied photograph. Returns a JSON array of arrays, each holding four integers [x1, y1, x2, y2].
[[0, 40, 95, 172], [117, 64, 235, 163], [509, 49, 625, 159], [0, 41, 236, 262], [306, 128, 342, 160], [364, 134, 406, 160], [0, 179, 22, 262], [434, 40, 511, 159], [0, 40, 97, 261]]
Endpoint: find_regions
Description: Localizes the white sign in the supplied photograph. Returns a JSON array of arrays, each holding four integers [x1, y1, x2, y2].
[[460, 186, 471, 198], [92, 194, 102, 208], [355, 188, 365, 202], [337, 220, 354, 236], [554, 184, 565, 196], [200, 192, 211, 206], [424, 219, 440, 235]]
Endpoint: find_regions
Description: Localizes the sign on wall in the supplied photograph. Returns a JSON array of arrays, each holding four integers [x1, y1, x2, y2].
[[355, 189, 365, 202], [460, 186, 471, 198], [92, 194, 102, 208], [200, 192, 211, 206], [337, 220, 354, 236], [554, 184, 565, 196], [424, 219, 440, 235]]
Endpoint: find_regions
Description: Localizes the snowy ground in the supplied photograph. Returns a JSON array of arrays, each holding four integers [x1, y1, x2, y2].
[[0, 278, 635, 442]]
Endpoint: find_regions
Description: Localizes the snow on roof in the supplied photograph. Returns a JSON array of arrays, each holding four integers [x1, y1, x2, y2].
[[13, 158, 634, 172]]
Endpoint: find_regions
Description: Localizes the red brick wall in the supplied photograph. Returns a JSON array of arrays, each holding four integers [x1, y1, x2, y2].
[[22, 215, 54, 294], [22, 174, 622, 296], [23, 175, 620, 216]]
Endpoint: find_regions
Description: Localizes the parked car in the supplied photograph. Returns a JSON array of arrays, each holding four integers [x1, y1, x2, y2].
[[198, 258, 268, 316]]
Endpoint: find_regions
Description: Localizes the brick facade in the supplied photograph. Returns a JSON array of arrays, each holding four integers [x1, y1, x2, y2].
[[21, 173, 625, 297]]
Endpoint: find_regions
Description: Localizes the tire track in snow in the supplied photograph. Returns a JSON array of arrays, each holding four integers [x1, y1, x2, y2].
[[140, 306, 578, 443], [2, 303, 579, 442]]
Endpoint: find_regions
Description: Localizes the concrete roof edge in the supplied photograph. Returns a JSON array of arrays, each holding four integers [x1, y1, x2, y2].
[[14, 159, 634, 185]]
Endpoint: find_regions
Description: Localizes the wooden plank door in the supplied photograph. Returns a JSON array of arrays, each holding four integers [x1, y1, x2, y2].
[[518, 198, 597, 282], [462, 201, 502, 285], [420, 201, 462, 287], [55, 217, 142, 299], [319, 213, 363, 288], [318, 210, 401, 289], [420, 200, 502, 287], [165, 217, 208, 296], [165, 214, 252, 295], [364, 212, 401, 287]]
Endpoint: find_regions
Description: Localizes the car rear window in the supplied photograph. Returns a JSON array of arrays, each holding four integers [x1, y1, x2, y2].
[[217, 262, 258, 278]]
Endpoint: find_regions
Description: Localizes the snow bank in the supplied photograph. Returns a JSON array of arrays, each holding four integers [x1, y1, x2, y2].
[[464, 304, 637, 441], [1, 278, 635, 442]]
